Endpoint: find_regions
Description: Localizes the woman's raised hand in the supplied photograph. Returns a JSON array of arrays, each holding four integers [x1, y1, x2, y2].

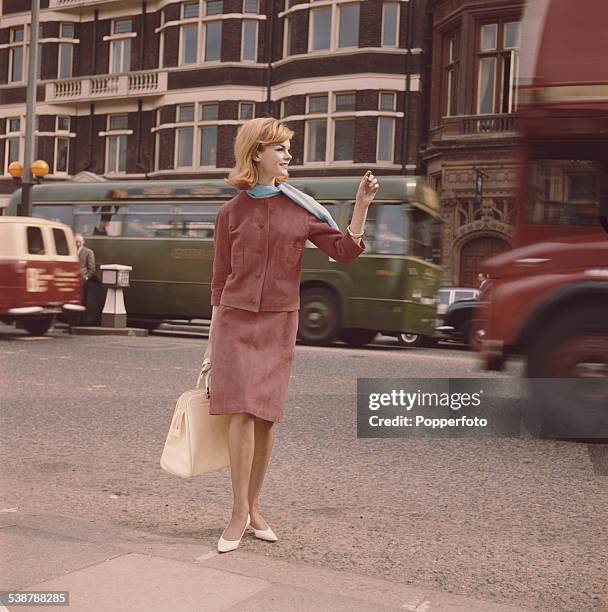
[[355, 170, 380, 209]]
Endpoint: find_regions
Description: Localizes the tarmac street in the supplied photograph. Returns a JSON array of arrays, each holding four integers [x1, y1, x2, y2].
[[0, 325, 607, 612]]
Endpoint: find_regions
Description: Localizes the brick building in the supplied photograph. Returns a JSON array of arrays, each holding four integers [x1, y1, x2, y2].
[[0, 0, 429, 197], [423, 0, 524, 287]]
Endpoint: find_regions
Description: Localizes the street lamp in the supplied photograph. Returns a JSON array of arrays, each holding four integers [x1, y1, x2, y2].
[[8, 160, 49, 216]]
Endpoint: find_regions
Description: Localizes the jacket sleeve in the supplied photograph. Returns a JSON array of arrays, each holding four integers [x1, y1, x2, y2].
[[210, 207, 231, 306], [86, 249, 96, 279], [307, 215, 366, 264]]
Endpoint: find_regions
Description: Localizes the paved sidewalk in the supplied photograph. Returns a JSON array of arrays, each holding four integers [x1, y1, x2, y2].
[[0, 511, 534, 612]]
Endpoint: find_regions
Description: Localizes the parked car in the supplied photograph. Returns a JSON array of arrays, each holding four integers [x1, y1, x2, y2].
[[0, 216, 85, 335], [397, 287, 479, 347], [435, 299, 483, 348]]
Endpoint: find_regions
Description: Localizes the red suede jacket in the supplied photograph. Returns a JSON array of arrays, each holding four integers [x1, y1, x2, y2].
[[211, 191, 366, 312]]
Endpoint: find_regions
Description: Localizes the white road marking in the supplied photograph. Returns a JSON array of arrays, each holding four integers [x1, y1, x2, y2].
[[194, 551, 218, 562]]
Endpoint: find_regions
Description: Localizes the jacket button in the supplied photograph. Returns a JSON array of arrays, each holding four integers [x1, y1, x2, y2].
[[252, 298, 257, 304], [255, 272, 261, 278]]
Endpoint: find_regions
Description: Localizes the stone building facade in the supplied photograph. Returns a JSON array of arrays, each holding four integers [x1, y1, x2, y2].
[[424, 0, 524, 287], [0, 0, 429, 196]]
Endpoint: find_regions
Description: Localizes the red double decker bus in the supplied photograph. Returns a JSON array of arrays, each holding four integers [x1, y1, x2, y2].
[[479, 0, 607, 432]]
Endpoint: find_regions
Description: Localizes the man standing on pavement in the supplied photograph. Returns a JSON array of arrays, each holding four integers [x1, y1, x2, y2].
[[75, 234, 96, 325]]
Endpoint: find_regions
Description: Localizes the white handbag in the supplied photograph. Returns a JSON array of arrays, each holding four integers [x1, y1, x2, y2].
[[160, 369, 230, 477]]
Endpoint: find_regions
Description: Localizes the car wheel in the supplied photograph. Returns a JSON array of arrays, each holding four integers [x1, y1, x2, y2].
[[397, 332, 425, 347], [298, 288, 340, 346], [22, 315, 56, 336], [340, 328, 377, 348]]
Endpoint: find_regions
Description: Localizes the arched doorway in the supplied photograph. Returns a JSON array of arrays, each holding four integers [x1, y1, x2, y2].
[[459, 236, 510, 287]]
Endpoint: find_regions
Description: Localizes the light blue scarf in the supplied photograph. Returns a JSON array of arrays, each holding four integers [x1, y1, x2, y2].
[[246, 183, 339, 230]]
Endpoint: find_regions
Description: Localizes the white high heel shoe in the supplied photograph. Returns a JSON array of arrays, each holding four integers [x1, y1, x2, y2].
[[217, 514, 250, 553], [250, 521, 278, 542]]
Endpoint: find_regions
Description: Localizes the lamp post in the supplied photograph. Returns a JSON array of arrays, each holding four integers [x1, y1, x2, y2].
[[8, 160, 49, 216], [19, 0, 41, 217]]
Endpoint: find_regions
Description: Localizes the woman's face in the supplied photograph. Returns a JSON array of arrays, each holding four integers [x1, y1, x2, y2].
[[254, 140, 292, 182]]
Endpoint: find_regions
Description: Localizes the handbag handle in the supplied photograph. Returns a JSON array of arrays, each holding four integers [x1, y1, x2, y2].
[[196, 368, 211, 398]]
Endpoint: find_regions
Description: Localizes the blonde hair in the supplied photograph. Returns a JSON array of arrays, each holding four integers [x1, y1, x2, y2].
[[226, 117, 294, 190]]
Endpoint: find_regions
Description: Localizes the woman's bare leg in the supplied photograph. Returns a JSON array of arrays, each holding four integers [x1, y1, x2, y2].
[[222, 413, 255, 540], [248, 416, 275, 530]]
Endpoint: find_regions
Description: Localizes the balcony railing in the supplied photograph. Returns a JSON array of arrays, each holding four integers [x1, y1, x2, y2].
[[45, 71, 168, 103], [431, 114, 520, 140]]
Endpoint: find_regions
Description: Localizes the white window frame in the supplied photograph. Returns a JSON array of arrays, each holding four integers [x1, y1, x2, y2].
[[308, 1, 361, 53], [108, 19, 134, 74], [381, 2, 400, 48], [170, 102, 220, 170], [376, 116, 395, 163], [53, 115, 73, 175], [304, 92, 356, 164], [105, 115, 129, 174], [179, 21, 199, 65], [337, 2, 360, 50], [203, 20, 223, 62], [9, 27, 25, 83], [283, 15, 293, 58], [243, 0, 259, 13], [239, 101, 255, 120], [58, 24, 75, 79], [241, 19, 258, 62], [199, 124, 218, 167], [4, 116, 22, 174]]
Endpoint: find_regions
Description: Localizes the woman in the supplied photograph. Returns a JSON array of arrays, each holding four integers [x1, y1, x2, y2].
[[202, 117, 378, 553]]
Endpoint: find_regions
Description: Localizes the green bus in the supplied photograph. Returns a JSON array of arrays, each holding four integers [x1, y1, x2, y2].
[[7, 176, 441, 347]]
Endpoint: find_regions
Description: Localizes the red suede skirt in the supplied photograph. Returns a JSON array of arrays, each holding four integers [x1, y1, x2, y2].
[[208, 304, 299, 423]]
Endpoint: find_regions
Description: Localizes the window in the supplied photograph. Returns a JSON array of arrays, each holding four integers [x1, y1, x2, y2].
[[239, 102, 254, 120], [32, 205, 73, 226], [444, 35, 459, 116], [176, 104, 195, 167], [111, 19, 132, 74], [338, 3, 359, 48], [284, 16, 295, 57], [206, 0, 223, 15], [27, 227, 45, 255], [362, 204, 408, 255], [476, 21, 520, 114], [205, 22, 222, 61], [53, 228, 70, 255], [381, 2, 399, 47], [122, 206, 173, 237], [173, 204, 219, 238], [9, 27, 25, 82], [57, 116, 71, 131], [242, 20, 257, 61], [378, 92, 396, 162], [243, 0, 258, 13], [180, 2, 199, 65], [58, 23, 75, 79], [526, 143, 606, 227], [200, 126, 218, 166], [74, 205, 125, 237], [310, 6, 331, 51], [305, 93, 356, 163], [106, 115, 128, 174], [5, 117, 21, 173], [55, 116, 72, 175]]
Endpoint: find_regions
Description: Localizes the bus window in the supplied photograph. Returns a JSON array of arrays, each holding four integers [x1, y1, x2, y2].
[[174, 204, 221, 239], [74, 205, 125, 237], [363, 204, 408, 255], [411, 207, 441, 265], [526, 143, 606, 227], [122, 205, 173, 237], [32, 205, 73, 226]]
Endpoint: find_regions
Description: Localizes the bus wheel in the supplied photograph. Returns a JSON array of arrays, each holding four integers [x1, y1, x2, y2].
[[397, 332, 425, 347], [22, 316, 56, 336], [298, 288, 340, 346], [340, 328, 377, 348], [525, 306, 608, 438]]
